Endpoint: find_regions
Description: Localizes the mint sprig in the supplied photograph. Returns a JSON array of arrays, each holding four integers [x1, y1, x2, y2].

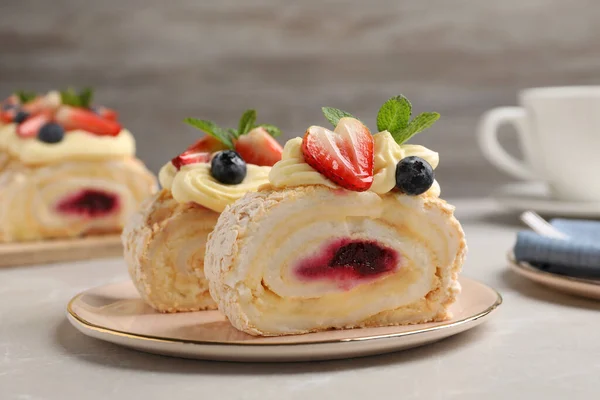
[[376, 95, 439, 144], [184, 118, 234, 148], [237, 109, 257, 137], [394, 112, 440, 144], [377, 95, 411, 134], [15, 90, 37, 104], [257, 123, 282, 137], [322, 107, 356, 127], [79, 87, 94, 108], [60, 87, 94, 108], [227, 128, 238, 137], [185, 110, 281, 148]]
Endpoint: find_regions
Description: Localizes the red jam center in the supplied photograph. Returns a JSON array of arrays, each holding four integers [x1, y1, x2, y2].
[[294, 238, 399, 289], [56, 189, 119, 218]]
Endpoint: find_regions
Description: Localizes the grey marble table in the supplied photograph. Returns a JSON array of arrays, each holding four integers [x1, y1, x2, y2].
[[1, 199, 599, 400]]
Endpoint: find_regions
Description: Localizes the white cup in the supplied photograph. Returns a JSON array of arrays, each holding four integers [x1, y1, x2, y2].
[[478, 86, 600, 202]]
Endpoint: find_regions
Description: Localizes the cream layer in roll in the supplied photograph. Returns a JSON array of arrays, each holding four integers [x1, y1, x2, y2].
[[205, 185, 466, 336], [122, 189, 218, 312], [0, 158, 157, 242]]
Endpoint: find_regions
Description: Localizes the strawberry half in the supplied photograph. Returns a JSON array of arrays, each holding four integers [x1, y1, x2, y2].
[[171, 135, 227, 170], [4, 95, 18, 105], [234, 127, 283, 166], [0, 108, 17, 123], [55, 105, 121, 136], [21, 96, 46, 115], [171, 151, 211, 170], [94, 106, 118, 121], [301, 117, 374, 191], [17, 112, 52, 138]]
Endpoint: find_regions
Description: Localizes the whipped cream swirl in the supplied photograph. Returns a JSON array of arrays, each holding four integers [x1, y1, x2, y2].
[[269, 131, 440, 197]]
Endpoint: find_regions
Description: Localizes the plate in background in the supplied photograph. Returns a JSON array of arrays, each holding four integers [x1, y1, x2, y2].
[[508, 254, 600, 300], [67, 277, 502, 362], [0, 234, 123, 268], [493, 182, 600, 217]]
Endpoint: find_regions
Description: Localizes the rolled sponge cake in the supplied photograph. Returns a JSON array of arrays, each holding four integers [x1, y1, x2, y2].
[[205, 185, 467, 336], [123, 189, 218, 312], [0, 158, 156, 242]]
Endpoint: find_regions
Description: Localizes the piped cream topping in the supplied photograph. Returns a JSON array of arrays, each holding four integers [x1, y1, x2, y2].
[[1, 123, 136, 165], [269, 131, 440, 196], [159, 161, 271, 212], [268, 138, 337, 189]]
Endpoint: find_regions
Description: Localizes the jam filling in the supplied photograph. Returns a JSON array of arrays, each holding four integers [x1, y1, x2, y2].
[[294, 238, 399, 289], [56, 189, 119, 218]]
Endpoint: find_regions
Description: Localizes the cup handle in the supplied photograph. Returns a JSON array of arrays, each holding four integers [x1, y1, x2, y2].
[[477, 107, 537, 181]]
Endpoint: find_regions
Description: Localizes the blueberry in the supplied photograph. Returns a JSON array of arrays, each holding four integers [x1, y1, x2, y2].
[[13, 110, 30, 124], [395, 156, 434, 195], [210, 150, 247, 184], [38, 123, 65, 144], [2, 104, 16, 111]]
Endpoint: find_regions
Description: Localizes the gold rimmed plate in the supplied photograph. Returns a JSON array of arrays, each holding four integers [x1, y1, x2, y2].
[[508, 254, 600, 300], [66, 277, 502, 362]]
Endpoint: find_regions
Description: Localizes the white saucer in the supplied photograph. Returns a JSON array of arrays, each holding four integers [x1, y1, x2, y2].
[[508, 254, 600, 300], [66, 277, 501, 362], [492, 182, 600, 217]]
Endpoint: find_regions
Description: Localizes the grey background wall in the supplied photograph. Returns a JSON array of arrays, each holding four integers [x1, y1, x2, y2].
[[1, 0, 599, 197]]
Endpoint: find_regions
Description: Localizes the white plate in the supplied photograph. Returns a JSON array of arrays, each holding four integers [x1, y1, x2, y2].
[[492, 182, 600, 217], [508, 254, 600, 300], [66, 277, 502, 362]]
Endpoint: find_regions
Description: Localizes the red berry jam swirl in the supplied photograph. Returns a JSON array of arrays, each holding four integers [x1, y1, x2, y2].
[[56, 189, 120, 218], [294, 238, 400, 290]]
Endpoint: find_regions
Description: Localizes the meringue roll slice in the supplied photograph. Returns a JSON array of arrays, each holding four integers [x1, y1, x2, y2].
[[0, 89, 157, 242], [123, 111, 283, 312], [205, 99, 467, 336], [123, 189, 220, 312]]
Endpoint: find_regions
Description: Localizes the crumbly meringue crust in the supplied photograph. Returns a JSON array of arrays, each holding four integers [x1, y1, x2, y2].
[[205, 185, 467, 336], [0, 157, 157, 242], [122, 190, 218, 312]]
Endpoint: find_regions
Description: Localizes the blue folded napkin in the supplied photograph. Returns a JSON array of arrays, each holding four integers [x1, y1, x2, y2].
[[514, 219, 600, 279]]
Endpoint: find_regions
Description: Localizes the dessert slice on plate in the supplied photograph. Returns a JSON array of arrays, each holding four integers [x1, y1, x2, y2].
[[205, 96, 467, 336], [123, 110, 283, 312], [0, 89, 157, 242]]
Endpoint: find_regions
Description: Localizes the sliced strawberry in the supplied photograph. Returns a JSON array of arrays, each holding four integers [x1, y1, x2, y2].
[[171, 151, 211, 170], [21, 96, 46, 114], [234, 127, 283, 166], [171, 135, 227, 170], [55, 105, 121, 136], [301, 117, 374, 191], [17, 113, 52, 138], [95, 106, 118, 121], [186, 135, 229, 154], [4, 95, 18, 105], [0, 108, 17, 123]]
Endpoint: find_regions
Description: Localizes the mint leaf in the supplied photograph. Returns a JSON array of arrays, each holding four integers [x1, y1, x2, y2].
[[258, 123, 282, 137], [79, 87, 94, 108], [322, 107, 355, 127], [237, 109, 256, 136], [184, 118, 233, 148], [15, 90, 37, 104], [376, 95, 411, 134], [227, 128, 238, 137], [60, 88, 81, 107], [59, 87, 94, 108], [393, 112, 440, 144]]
